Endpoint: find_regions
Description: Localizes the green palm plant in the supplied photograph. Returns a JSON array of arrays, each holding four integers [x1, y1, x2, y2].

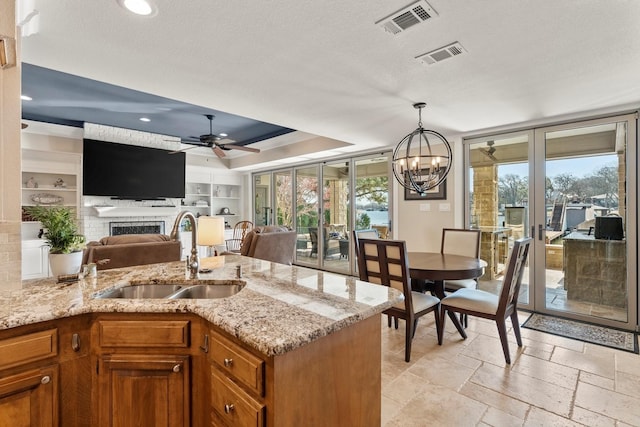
[[25, 206, 85, 254]]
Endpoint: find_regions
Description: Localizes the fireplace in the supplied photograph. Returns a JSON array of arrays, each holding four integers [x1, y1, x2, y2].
[[109, 221, 165, 236]]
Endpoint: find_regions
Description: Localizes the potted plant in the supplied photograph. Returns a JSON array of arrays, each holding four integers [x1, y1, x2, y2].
[[25, 206, 85, 277]]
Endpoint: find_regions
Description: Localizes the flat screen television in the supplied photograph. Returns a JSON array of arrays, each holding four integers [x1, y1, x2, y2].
[[83, 139, 186, 200]]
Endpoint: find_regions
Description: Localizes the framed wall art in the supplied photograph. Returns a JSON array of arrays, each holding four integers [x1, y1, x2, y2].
[[404, 175, 447, 200]]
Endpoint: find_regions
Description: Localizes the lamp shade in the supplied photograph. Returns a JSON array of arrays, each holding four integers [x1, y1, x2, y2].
[[197, 216, 225, 247]]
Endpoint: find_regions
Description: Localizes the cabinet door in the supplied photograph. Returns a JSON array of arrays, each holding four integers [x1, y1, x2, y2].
[[22, 243, 50, 280], [97, 354, 190, 427], [0, 365, 58, 427]]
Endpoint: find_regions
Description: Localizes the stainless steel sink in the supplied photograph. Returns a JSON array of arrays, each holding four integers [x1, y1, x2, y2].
[[95, 284, 183, 299], [167, 283, 245, 299], [93, 280, 246, 300]]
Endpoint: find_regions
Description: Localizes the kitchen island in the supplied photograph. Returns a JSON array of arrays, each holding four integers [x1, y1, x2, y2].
[[0, 255, 402, 426]]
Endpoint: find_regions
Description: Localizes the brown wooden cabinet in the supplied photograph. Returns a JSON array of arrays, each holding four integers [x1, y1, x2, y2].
[[206, 315, 381, 427], [91, 314, 204, 427], [97, 354, 190, 427], [0, 311, 381, 426], [0, 364, 58, 427], [0, 327, 60, 427]]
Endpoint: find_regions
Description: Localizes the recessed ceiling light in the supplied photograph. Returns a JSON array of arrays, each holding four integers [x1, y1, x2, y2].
[[118, 0, 157, 16], [219, 133, 228, 137], [139, 117, 151, 122], [21, 95, 32, 101]]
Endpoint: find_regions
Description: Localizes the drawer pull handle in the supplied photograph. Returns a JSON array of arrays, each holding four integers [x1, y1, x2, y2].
[[223, 358, 233, 367], [224, 404, 235, 414], [41, 375, 51, 385], [200, 334, 209, 353], [71, 333, 81, 352], [172, 364, 181, 373]]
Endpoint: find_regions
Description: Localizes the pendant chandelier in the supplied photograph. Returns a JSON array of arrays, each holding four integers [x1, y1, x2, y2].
[[392, 102, 452, 195]]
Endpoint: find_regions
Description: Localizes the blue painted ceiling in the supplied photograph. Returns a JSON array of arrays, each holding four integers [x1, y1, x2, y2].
[[21, 63, 294, 146]]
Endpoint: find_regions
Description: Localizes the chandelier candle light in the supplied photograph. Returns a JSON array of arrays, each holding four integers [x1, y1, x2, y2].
[[392, 102, 452, 195]]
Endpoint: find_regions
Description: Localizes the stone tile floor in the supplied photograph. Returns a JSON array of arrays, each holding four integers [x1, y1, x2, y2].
[[381, 313, 640, 426]]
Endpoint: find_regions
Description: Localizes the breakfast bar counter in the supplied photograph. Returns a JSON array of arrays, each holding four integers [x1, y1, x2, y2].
[[1, 254, 402, 356], [0, 255, 401, 426]]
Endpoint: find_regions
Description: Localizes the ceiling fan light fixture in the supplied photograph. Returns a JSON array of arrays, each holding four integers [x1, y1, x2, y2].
[[118, 0, 157, 16]]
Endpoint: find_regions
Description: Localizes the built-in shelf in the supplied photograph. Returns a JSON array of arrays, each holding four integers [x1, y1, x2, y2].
[[91, 206, 179, 217]]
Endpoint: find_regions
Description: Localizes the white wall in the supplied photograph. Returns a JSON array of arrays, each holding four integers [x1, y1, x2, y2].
[[395, 136, 464, 252], [0, 0, 22, 289]]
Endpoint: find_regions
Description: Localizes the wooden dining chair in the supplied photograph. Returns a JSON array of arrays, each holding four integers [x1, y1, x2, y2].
[[352, 229, 379, 258], [356, 238, 440, 362], [440, 228, 482, 327], [225, 220, 253, 252], [437, 237, 531, 364], [353, 229, 401, 328], [441, 228, 482, 292]]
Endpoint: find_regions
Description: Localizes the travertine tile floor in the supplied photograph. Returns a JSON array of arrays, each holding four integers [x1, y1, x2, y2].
[[381, 312, 640, 426]]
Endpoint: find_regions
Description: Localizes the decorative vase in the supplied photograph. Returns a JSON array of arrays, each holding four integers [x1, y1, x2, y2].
[[49, 251, 83, 277]]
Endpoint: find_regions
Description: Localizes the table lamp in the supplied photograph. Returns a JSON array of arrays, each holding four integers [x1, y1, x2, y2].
[[197, 216, 225, 256]]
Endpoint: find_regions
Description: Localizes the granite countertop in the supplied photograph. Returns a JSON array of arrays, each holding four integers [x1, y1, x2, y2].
[[0, 255, 403, 357]]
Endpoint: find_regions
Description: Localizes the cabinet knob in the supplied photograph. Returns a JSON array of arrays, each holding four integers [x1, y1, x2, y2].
[[224, 404, 235, 414], [223, 358, 233, 367], [172, 364, 181, 373], [71, 333, 81, 352], [41, 375, 51, 385]]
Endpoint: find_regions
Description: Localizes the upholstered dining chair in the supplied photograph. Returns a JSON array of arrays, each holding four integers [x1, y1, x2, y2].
[[440, 228, 482, 327], [225, 220, 253, 252], [437, 237, 532, 364], [352, 229, 379, 258], [356, 238, 440, 362], [441, 228, 482, 292]]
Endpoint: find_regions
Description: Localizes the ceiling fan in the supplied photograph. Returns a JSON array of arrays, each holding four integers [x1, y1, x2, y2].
[[479, 140, 497, 161], [171, 114, 261, 158]]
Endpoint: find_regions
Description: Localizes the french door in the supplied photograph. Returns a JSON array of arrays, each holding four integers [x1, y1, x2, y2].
[[252, 153, 391, 276], [466, 113, 637, 330]]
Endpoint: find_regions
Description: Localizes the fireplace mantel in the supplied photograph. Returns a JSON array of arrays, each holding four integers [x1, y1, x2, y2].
[[91, 206, 179, 218]]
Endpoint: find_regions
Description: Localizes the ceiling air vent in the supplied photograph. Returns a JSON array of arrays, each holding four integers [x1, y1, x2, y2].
[[415, 42, 466, 65], [376, 0, 438, 35]]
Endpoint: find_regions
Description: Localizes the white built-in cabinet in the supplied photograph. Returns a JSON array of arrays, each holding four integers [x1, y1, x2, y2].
[[21, 149, 81, 218], [180, 168, 244, 259], [183, 169, 242, 228], [21, 149, 82, 279]]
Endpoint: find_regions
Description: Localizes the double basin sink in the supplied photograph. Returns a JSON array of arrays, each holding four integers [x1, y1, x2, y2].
[[94, 280, 245, 300]]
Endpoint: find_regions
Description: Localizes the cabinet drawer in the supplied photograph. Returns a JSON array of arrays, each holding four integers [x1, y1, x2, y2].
[[211, 368, 264, 427], [98, 320, 190, 348], [210, 330, 264, 396], [0, 329, 57, 370]]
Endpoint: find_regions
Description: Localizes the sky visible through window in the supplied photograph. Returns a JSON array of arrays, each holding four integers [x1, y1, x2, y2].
[[497, 154, 618, 178]]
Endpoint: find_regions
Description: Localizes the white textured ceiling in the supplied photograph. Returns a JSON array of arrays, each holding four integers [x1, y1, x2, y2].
[[19, 0, 640, 168]]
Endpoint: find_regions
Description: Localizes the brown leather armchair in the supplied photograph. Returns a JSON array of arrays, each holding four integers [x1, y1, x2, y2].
[[239, 225, 297, 265]]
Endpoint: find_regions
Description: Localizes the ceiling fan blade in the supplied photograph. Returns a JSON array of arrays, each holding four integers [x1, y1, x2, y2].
[[223, 144, 261, 153], [479, 148, 497, 162], [169, 145, 203, 154], [212, 146, 226, 158]]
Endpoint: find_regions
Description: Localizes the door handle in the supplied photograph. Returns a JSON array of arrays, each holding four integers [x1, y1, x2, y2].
[[538, 224, 543, 241]]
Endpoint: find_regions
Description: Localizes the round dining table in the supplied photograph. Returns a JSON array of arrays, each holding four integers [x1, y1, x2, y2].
[[407, 252, 487, 335]]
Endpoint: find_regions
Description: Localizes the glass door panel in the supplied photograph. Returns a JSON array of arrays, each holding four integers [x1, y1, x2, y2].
[[466, 132, 532, 309], [322, 161, 350, 274], [253, 173, 271, 226], [274, 170, 292, 228], [294, 165, 320, 267], [534, 117, 636, 328], [354, 155, 391, 273]]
